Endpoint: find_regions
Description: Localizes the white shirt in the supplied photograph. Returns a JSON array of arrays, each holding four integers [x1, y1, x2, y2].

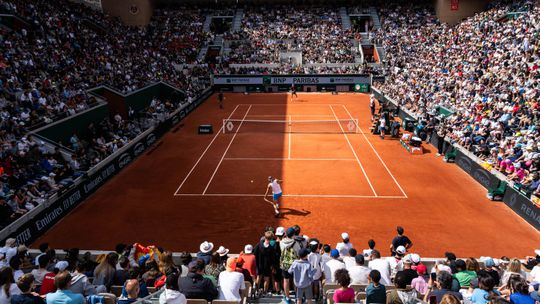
[[31, 268, 48, 285], [362, 249, 373, 257], [349, 265, 371, 285], [343, 257, 356, 270], [323, 259, 345, 283], [218, 271, 245, 302], [368, 259, 391, 286], [529, 265, 540, 282], [0, 283, 20, 304], [336, 242, 353, 257], [307, 252, 322, 280], [387, 256, 403, 278], [269, 180, 282, 194]]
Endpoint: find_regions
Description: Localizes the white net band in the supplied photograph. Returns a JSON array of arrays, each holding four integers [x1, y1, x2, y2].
[[222, 119, 359, 134]]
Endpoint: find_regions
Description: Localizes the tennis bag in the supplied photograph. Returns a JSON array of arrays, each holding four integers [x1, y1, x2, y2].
[[280, 243, 298, 271]]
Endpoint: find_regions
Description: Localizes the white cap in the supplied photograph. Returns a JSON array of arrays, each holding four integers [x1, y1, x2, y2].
[[341, 232, 349, 240], [275, 227, 285, 236], [55, 261, 69, 271], [244, 244, 253, 254], [410, 253, 421, 263], [534, 249, 540, 256], [396, 246, 406, 255]]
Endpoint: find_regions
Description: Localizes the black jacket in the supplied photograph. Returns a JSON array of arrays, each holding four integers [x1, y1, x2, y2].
[[178, 273, 218, 302], [11, 294, 45, 304]]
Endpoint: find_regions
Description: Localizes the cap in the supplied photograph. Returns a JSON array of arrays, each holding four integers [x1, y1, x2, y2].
[[484, 258, 495, 268], [55, 261, 69, 271], [416, 264, 427, 275], [330, 249, 340, 258], [286, 227, 295, 238], [244, 244, 253, 254], [341, 232, 349, 240], [410, 253, 421, 264], [396, 246, 406, 255], [275, 227, 285, 236]]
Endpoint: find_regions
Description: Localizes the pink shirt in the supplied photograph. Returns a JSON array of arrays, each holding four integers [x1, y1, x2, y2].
[[333, 288, 355, 303], [411, 276, 428, 295]]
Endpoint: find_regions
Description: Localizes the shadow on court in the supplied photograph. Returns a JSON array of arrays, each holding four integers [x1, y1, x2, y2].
[[278, 208, 311, 219]]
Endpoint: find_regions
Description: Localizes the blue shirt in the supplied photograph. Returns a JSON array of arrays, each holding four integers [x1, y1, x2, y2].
[[471, 289, 499, 304], [510, 293, 535, 304], [46, 290, 84, 304]]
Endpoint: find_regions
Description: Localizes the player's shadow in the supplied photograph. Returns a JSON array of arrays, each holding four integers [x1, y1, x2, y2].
[[278, 208, 311, 219]]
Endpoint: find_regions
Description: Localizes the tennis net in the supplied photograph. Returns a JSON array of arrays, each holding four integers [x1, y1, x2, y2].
[[222, 118, 359, 134]]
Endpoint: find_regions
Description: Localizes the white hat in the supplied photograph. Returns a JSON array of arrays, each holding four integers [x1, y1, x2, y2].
[[303, 235, 309, 241], [199, 241, 214, 253], [396, 246, 406, 255], [244, 244, 253, 254], [49, 173, 56, 177], [275, 227, 285, 236], [534, 249, 540, 256], [341, 232, 349, 240], [55, 261, 69, 271], [216, 246, 229, 256], [5, 238, 16, 247], [436, 264, 452, 274], [410, 253, 421, 264]]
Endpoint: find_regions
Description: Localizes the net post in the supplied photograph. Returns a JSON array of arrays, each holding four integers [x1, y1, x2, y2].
[[355, 119, 360, 133]]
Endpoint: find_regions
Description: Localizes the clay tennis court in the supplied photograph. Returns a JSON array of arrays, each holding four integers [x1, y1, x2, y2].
[[35, 93, 540, 257]]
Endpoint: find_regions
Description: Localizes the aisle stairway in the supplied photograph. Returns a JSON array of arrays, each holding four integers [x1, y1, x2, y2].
[[339, 7, 351, 30]]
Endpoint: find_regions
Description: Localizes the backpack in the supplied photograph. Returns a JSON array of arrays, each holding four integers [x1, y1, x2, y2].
[[280, 243, 298, 271]]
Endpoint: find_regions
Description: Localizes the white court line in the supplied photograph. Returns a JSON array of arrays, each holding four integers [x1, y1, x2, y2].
[[202, 105, 252, 194], [238, 104, 344, 106], [341, 105, 408, 198], [329, 105, 378, 197], [175, 193, 406, 198], [173, 104, 240, 195], [288, 114, 291, 160], [223, 158, 356, 161], [245, 115, 335, 117]]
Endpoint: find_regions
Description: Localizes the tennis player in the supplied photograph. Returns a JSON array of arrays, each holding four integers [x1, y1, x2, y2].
[[264, 176, 282, 216], [290, 84, 298, 100], [218, 91, 225, 109]]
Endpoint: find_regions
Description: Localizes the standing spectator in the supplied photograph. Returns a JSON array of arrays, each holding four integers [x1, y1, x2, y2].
[[320, 245, 332, 268], [113, 257, 130, 286], [118, 279, 140, 304], [336, 233, 353, 258], [217, 258, 245, 303], [323, 249, 345, 283], [254, 231, 277, 296], [11, 274, 44, 304], [179, 260, 217, 302], [288, 249, 316, 304], [34, 244, 50, 266], [396, 257, 418, 285], [197, 242, 214, 265], [239, 245, 256, 280], [388, 246, 406, 279], [426, 271, 463, 304], [366, 270, 386, 304], [363, 239, 376, 258], [234, 258, 253, 285], [45, 271, 84, 304], [369, 250, 391, 286], [159, 273, 186, 304], [332, 269, 355, 303], [386, 272, 419, 304], [390, 226, 413, 255], [0, 267, 20, 304], [349, 255, 371, 285], [307, 240, 322, 299], [280, 227, 303, 304]]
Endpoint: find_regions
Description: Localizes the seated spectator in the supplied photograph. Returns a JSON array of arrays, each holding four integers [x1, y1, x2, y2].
[[218, 258, 246, 303], [509, 277, 534, 304], [453, 259, 476, 288], [439, 294, 461, 304], [159, 273, 186, 304], [348, 254, 371, 285], [332, 269, 355, 303], [501, 259, 527, 286], [0, 267, 21, 304], [113, 257, 130, 286], [323, 249, 345, 283], [386, 271, 419, 304], [197, 242, 213, 266], [366, 270, 386, 304], [31, 255, 50, 290], [118, 279, 140, 304], [69, 262, 99, 296], [426, 271, 463, 304], [178, 260, 217, 301], [368, 250, 392, 286], [93, 253, 117, 289], [121, 268, 149, 299], [45, 271, 84, 304], [471, 274, 499, 304], [363, 239, 376, 258], [478, 258, 500, 287], [11, 274, 44, 304], [396, 256, 418, 285], [337, 233, 353, 258], [343, 248, 358, 270], [40, 262, 69, 296], [410, 264, 428, 296], [204, 253, 224, 283]]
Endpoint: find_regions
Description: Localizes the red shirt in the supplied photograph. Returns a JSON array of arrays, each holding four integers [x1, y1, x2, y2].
[[239, 253, 257, 277], [40, 272, 57, 295]]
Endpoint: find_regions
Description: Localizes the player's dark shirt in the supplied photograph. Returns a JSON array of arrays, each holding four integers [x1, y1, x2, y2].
[[391, 235, 412, 250]]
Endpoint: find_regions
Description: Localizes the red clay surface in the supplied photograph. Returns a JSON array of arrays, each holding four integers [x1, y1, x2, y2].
[[35, 93, 540, 258]]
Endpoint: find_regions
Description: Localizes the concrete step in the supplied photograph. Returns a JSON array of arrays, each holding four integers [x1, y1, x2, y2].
[[197, 46, 208, 61], [203, 15, 212, 32], [339, 7, 351, 30]]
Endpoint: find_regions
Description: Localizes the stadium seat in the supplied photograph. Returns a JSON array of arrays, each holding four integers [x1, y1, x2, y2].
[[355, 292, 367, 300], [110, 285, 123, 297], [97, 293, 117, 304], [186, 300, 209, 304], [212, 301, 239, 304], [350, 284, 367, 292]]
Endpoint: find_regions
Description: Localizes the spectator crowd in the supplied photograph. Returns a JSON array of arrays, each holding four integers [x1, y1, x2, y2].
[[0, 225, 537, 304], [376, 0, 540, 196]]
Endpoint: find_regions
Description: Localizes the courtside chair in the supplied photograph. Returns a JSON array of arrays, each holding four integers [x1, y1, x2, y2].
[[110, 285, 123, 297], [326, 290, 336, 304], [212, 301, 239, 304], [355, 291, 367, 302], [186, 299, 208, 304], [350, 284, 367, 292]]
